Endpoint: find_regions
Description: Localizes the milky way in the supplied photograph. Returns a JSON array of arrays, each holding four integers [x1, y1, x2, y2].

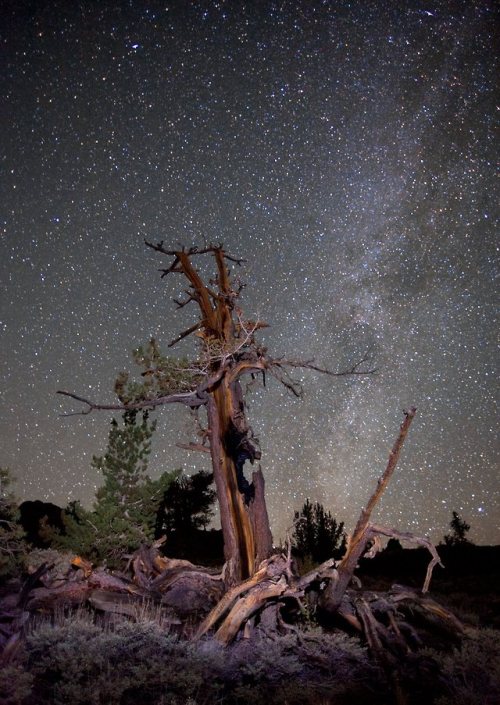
[[1, 1, 498, 544]]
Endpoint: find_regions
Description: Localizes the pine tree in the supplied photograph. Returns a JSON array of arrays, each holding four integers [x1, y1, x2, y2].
[[444, 511, 471, 546], [155, 469, 218, 563], [0, 467, 26, 578], [156, 469, 216, 535], [57, 411, 178, 568], [293, 499, 346, 565]]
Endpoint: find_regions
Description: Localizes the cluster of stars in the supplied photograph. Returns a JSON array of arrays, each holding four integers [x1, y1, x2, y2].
[[1, 0, 497, 545]]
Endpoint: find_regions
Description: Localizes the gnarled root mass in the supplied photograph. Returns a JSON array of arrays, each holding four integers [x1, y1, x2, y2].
[[194, 531, 456, 645]]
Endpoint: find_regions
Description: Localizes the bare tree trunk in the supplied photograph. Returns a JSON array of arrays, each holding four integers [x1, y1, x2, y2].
[[207, 381, 273, 587], [248, 466, 273, 567]]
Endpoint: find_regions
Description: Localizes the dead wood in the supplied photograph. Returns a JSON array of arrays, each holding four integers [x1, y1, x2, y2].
[[389, 586, 465, 636], [7, 406, 459, 667], [356, 598, 409, 705], [87, 590, 181, 626], [87, 569, 140, 594], [88, 590, 151, 617], [191, 408, 460, 657], [195, 555, 285, 639], [319, 408, 441, 613], [214, 576, 288, 644], [197, 554, 340, 645], [176, 442, 211, 453], [18, 562, 53, 607], [25, 582, 92, 611], [0, 541, 224, 639]]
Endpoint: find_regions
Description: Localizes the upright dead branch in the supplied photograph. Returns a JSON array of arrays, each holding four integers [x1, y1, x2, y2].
[[352, 407, 417, 541], [320, 408, 425, 612]]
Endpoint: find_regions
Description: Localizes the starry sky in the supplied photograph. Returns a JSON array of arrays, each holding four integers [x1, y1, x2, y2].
[[1, 0, 498, 546]]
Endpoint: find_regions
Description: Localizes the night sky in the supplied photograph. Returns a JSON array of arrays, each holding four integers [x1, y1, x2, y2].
[[2, 0, 498, 546]]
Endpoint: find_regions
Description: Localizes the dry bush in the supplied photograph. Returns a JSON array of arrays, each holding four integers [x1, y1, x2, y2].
[[4, 606, 500, 705]]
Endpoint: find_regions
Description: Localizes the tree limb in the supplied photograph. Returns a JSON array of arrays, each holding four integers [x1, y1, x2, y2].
[[167, 321, 202, 348], [347, 406, 417, 555], [366, 524, 444, 594], [145, 241, 245, 266], [57, 363, 231, 416], [320, 408, 419, 612], [173, 290, 197, 309], [176, 442, 211, 454], [56, 389, 207, 416], [273, 349, 377, 377]]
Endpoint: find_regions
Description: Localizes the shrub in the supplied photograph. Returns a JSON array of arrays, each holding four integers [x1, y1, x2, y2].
[[12, 610, 384, 705], [429, 629, 500, 705], [7, 607, 499, 705]]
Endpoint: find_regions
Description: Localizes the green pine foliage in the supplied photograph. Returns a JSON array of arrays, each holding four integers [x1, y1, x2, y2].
[[0, 466, 26, 578], [114, 338, 204, 404], [293, 499, 346, 567], [54, 412, 178, 569]]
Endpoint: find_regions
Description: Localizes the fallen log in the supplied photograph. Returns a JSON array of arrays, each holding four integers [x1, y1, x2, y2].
[[87, 569, 142, 594], [87, 589, 182, 627], [88, 589, 151, 617], [389, 586, 465, 637], [25, 582, 91, 611], [196, 555, 285, 639]]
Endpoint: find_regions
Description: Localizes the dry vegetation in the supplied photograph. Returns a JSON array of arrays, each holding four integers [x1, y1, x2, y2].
[[1, 594, 499, 705]]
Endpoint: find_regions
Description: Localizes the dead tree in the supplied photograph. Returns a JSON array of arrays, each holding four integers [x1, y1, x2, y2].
[[58, 243, 374, 586]]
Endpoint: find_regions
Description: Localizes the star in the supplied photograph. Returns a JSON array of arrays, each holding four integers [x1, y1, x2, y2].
[[1, 0, 497, 546]]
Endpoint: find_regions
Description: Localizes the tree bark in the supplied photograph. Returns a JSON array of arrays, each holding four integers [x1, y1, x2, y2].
[[207, 384, 273, 587]]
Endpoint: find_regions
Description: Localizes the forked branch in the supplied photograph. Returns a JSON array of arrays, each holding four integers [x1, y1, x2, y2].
[[276, 348, 377, 378]]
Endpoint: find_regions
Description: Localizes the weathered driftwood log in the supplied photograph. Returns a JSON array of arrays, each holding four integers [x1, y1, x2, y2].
[[87, 590, 149, 617], [196, 553, 345, 644], [123, 538, 225, 616], [4, 538, 225, 630], [389, 585, 465, 637], [87, 589, 182, 626]]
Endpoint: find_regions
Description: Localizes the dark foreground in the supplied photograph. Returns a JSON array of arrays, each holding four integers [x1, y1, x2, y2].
[[1, 608, 500, 705], [1, 544, 499, 705]]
